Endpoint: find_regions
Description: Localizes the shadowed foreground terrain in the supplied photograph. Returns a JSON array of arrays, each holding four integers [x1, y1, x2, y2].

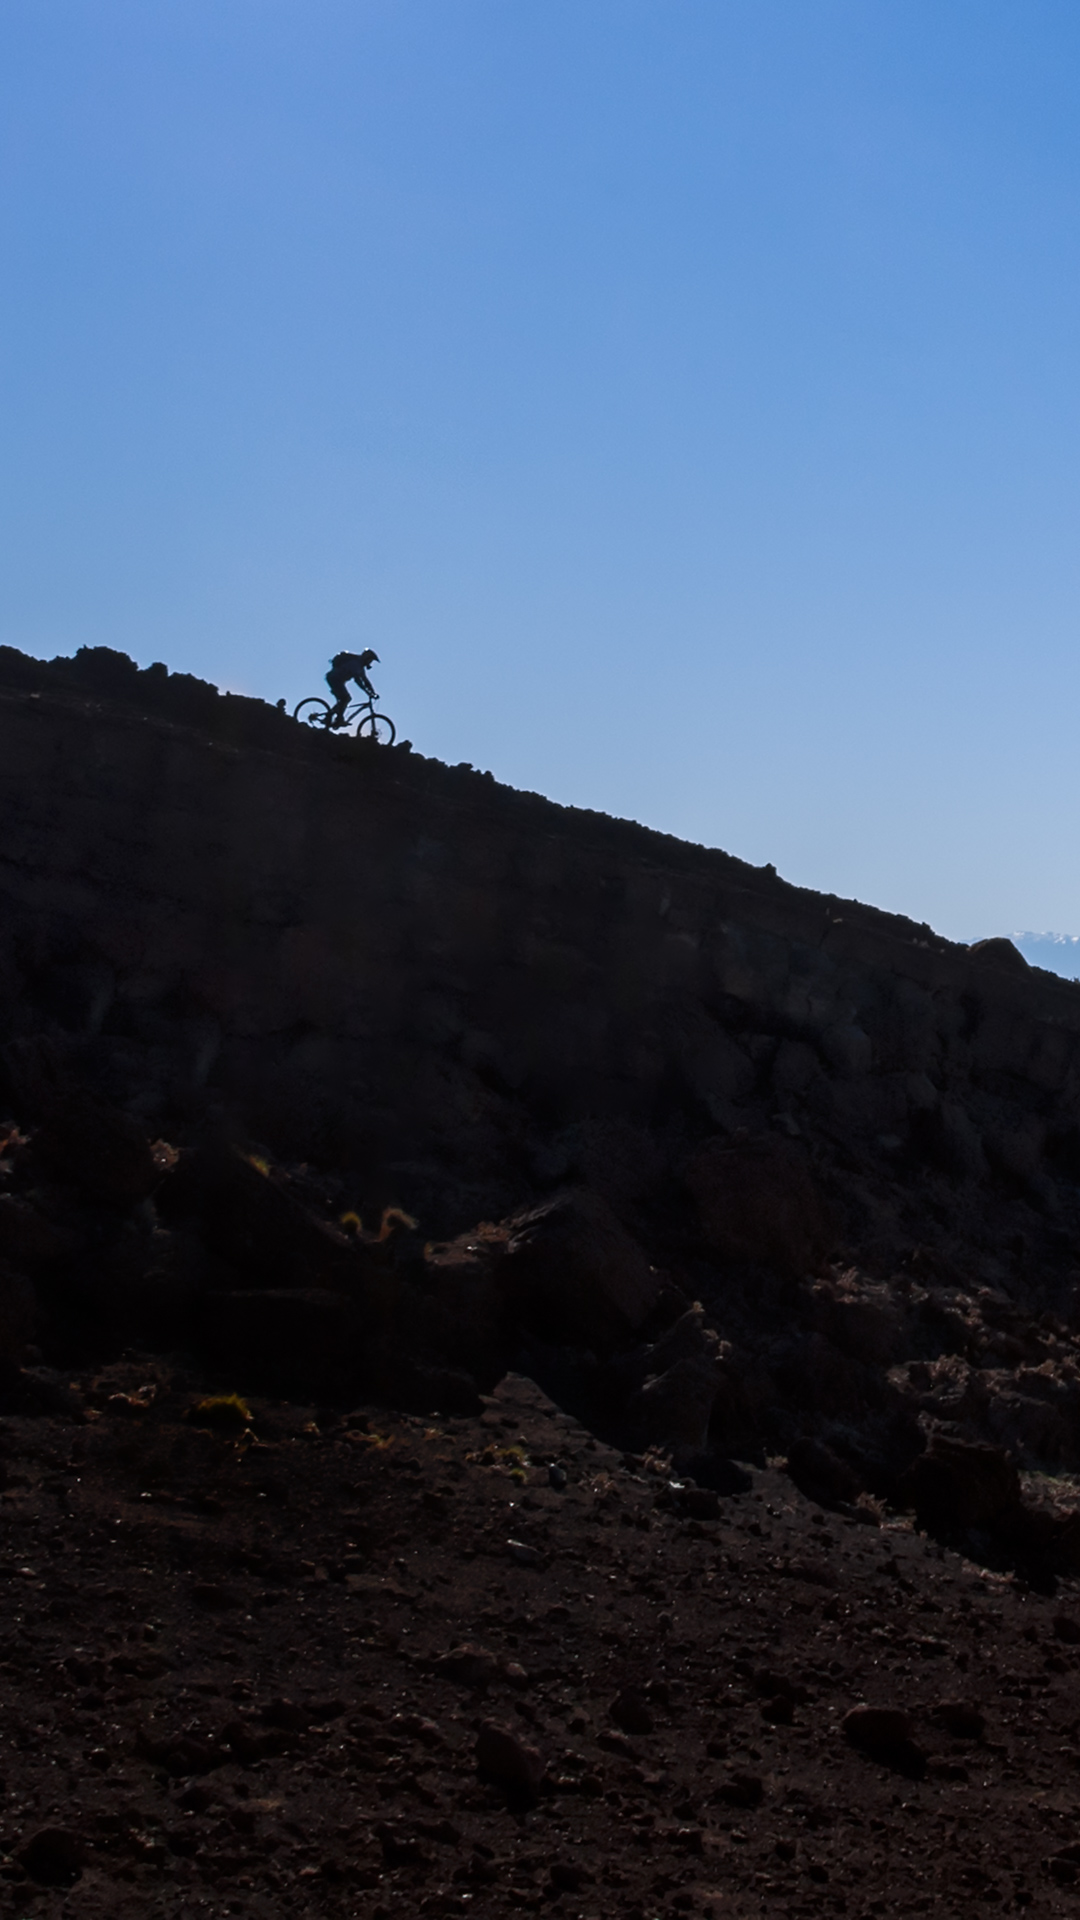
[[4, 1365, 1080, 1918], [4, 646, 1080, 1911]]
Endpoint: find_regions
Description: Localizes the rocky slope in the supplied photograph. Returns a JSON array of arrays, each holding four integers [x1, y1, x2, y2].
[[3, 1363, 1080, 1916], [4, 645, 1080, 1903], [3, 647, 1080, 1570]]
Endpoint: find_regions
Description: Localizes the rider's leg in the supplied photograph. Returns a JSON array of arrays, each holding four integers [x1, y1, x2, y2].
[[325, 670, 351, 728]]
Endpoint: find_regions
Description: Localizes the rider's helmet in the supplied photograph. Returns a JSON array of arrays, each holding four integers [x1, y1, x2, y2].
[[360, 649, 379, 667]]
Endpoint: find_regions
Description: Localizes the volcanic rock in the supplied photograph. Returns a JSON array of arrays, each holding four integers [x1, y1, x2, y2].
[[498, 1187, 661, 1344], [475, 1720, 546, 1792], [684, 1134, 832, 1274], [898, 1433, 1021, 1536], [17, 1828, 83, 1887]]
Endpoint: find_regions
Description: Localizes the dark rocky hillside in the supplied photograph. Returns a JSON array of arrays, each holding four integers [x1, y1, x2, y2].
[[7, 646, 1080, 1910], [4, 643, 1080, 1550]]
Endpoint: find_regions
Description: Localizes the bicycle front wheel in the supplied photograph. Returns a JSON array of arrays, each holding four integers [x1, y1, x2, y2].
[[355, 711, 396, 746], [293, 697, 334, 729]]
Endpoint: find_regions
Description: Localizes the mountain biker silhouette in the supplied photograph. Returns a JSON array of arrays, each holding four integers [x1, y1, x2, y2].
[[326, 649, 379, 729]]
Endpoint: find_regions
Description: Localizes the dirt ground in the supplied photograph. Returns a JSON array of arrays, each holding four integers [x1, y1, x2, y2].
[[1, 1362, 1080, 1919]]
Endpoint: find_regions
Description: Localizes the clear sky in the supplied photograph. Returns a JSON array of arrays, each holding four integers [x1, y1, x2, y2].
[[2, 2, 1079, 942]]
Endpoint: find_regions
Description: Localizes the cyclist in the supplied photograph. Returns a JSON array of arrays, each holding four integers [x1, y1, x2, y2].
[[325, 649, 380, 729]]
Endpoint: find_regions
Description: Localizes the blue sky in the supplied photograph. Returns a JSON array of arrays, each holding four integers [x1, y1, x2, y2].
[[2, 1, 1079, 942]]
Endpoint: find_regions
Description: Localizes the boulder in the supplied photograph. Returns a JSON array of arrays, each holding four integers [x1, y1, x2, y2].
[[684, 1135, 831, 1274], [841, 1706, 925, 1776], [622, 1304, 733, 1454], [497, 1188, 662, 1346], [630, 1355, 723, 1454], [968, 937, 1029, 975], [475, 1720, 546, 1792], [435, 1644, 502, 1690], [898, 1434, 1021, 1537], [610, 1688, 654, 1736], [17, 1828, 83, 1887]]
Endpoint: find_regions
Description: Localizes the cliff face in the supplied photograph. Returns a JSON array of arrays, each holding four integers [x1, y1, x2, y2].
[[2, 644, 1079, 1238]]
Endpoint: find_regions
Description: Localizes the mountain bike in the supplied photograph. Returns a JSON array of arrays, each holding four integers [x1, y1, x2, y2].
[[291, 695, 397, 746]]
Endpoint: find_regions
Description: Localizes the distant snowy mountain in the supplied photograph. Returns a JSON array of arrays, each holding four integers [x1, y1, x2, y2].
[[1007, 932, 1080, 980]]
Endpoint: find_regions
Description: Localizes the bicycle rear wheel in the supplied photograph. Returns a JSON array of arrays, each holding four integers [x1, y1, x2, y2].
[[293, 697, 334, 729], [356, 711, 396, 746]]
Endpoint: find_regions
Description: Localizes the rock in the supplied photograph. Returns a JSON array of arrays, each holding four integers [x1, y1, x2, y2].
[[420, 1225, 510, 1370], [549, 1861, 593, 1891], [911, 1101, 988, 1181], [620, 1305, 739, 1455], [1011, 1499, 1080, 1582], [968, 937, 1030, 975], [392, 1712, 444, 1748], [1054, 1614, 1080, 1644], [165, 1143, 385, 1295], [307, 1697, 346, 1722], [986, 1389, 1070, 1464], [672, 1484, 722, 1521], [531, 1116, 666, 1225], [820, 1022, 873, 1079], [475, 1719, 546, 1792], [754, 1667, 804, 1702], [610, 1688, 654, 1735], [678, 1451, 752, 1494], [1047, 1845, 1080, 1885], [841, 1705, 911, 1748], [684, 1135, 831, 1274], [841, 1706, 925, 1775], [506, 1539, 543, 1568], [221, 1720, 283, 1764], [809, 1270, 906, 1366], [631, 1356, 725, 1455], [497, 1188, 662, 1345], [17, 1828, 83, 1886], [667, 1012, 756, 1120], [376, 1822, 428, 1868], [785, 1436, 862, 1508], [434, 1644, 502, 1689], [761, 1693, 794, 1724], [716, 1771, 765, 1808], [897, 1434, 1021, 1537]]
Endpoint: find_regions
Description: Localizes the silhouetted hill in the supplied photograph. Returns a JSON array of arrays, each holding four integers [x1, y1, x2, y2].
[[3, 642, 1080, 1581]]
